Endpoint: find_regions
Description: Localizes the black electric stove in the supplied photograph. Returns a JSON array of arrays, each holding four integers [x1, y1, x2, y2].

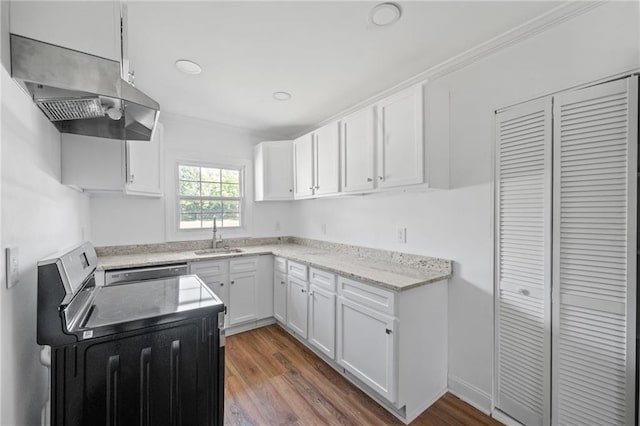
[[37, 242, 225, 426]]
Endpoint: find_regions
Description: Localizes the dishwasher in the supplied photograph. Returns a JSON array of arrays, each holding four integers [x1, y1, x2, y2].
[[104, 263, 189, 285]]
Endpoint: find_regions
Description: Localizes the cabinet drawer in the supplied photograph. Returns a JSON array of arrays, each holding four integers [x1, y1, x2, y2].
[[309, 267, 336, 292], [229, 257, 258, 274], [338, 276, 395, 316], [274, 257, 287, 273], [287, 261, 308, 281], [190, 260, 228, 276]]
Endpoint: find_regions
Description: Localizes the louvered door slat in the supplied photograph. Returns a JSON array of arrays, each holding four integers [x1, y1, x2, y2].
[[552, 76, 637, 426], [495, 98, 551, 426]]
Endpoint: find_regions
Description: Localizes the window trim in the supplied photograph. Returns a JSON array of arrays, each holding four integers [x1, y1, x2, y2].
[[175, 160, 245, 231]]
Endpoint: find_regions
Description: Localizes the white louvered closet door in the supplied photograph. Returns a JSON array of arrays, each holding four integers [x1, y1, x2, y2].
[[552, 77, 638, 426], [495, 98, 552, 426]]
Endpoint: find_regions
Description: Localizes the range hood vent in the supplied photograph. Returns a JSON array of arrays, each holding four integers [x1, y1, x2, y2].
[[10, 34, 160, 141]]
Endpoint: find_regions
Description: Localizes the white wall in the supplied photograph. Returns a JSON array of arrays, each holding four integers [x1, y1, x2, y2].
[[291, 1, 640, 412], [90, 112, 293, 246], [1, 62, 91, 425]]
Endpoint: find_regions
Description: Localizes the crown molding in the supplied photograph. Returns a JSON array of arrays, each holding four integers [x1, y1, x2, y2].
[[291, 1, 606, 139]]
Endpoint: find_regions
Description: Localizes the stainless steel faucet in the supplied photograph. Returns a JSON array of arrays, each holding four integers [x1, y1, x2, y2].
[[212, 217, 218, 248]]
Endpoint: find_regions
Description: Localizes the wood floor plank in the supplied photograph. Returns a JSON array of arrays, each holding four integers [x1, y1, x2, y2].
[[224, 325, 502, 426]]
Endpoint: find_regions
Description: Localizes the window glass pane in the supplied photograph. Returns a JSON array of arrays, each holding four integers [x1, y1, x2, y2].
[[202, 200, 222, 213], [222, 212, 240, 227], [180, 199, 201, 213], [178, 164, 243, 230], [201, 182, 221, 197], [221, 169, 239, 184], [221, 183, 240, 197], [179, 165, 200, 182], [179, 181, 200, 196], [201, 167, 221, 183], [223, 200, 240, 212], [180, 213, 201, 229]]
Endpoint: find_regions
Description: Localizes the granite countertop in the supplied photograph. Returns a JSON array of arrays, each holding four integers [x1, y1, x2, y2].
[[97, 243, 452, 292]]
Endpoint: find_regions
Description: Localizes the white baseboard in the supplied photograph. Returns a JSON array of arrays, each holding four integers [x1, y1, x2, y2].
[[447, 374, 492, 415], [225, 317, 275, 336]]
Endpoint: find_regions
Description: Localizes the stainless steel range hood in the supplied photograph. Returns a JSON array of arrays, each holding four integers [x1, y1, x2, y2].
[[10, 34, 160, 141]]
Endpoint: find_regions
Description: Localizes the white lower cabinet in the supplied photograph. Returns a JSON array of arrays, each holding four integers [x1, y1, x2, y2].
[[190, 255, 273, 332], [273, 258, 448, 424], [274, 270, 287, 323], [287, 276, 308, 338], [337, 295, 397, 403], [308, 285, 336, 359], [229, 272, 257, 325]]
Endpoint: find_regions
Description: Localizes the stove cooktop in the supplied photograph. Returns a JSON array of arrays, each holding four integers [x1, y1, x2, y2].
[[69, 275, 222, 336]]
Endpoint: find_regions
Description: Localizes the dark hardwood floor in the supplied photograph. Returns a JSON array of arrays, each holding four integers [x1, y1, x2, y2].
[[224, 325, 502, 425]]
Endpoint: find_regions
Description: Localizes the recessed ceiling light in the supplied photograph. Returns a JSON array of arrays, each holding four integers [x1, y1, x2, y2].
[[175, 59, 202, 75], [273, 91, 292, 101], [369, 2, 402, 27]]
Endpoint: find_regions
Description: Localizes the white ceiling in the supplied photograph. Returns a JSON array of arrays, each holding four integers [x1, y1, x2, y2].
[[127, 1, 561, 138]]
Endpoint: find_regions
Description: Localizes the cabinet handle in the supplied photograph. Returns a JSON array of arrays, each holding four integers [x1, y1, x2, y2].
[[518, 288, 530, 296], [130, 173, 135, 183], [385, 328, 393, 335], [220, 283, 224, 287], [367, 178, 373, 182], [378, 176, 384, 181], [289, 189, 293, 192], [309, 291, 314, 296], [301, 289, 306, 293], [280, 281, 285, 285], [314, 185, 320, 189], [309, 186, 314, 190], [231, 280, 235, 285]]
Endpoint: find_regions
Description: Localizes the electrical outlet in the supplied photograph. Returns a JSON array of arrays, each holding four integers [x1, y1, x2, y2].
[[397, 227, 407, 243], [6, 247, 19, 289], [321, 223, 327, 235]]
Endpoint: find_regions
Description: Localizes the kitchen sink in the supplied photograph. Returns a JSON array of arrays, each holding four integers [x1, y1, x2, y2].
[[194, 248, 244, 255]]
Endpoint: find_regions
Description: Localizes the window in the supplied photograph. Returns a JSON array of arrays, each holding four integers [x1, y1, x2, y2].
[[177, 164, 243, 229]]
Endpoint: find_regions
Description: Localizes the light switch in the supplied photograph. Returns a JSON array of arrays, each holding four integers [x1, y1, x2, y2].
[[6, 247, 19, 289]]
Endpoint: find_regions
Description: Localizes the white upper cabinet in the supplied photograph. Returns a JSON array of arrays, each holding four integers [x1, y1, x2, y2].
[[293, 132, 315, 198], [10, 2, 122, 61], [125, 123, 163, 197], [340, 106, 375, 193], [313, 122, 340, 196], [376, 84, 424, 188], [254, 140, 293, 201], [293, 124, 340, 199], [61, 124, 163, 197]]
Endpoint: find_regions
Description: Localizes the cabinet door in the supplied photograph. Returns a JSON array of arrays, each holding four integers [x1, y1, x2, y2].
[[125, 123, 163, 197], [341, 107, 375, 192], [274, 271, 287, 324], [228, 272, 257, 325], [10, 2, 121, 61], [61, 134, 124, 191], [308, 286, 336, 359], [293, 133, 314, 198], [287, 276, 308, 338], [495, 98, 552, 426], [552, 77, 637, 426], [314, 122, 340, 195], [257, 141, 294, 200], [376, 85, 424, 188], [337, 296, 396, 403]]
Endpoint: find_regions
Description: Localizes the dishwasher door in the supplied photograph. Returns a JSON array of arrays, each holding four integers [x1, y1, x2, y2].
[[104, 264, 189, 285]]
